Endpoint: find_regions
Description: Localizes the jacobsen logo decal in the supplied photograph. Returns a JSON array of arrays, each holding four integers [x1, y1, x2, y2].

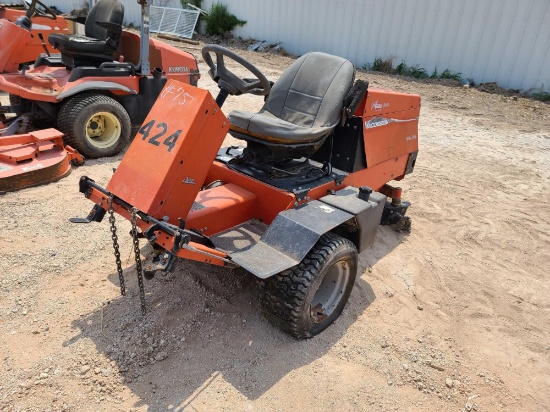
[[365, 117, 419, 129], [365, 117, 390, 129], [168, 66, 189, 73], [371, 100, 390, 111]]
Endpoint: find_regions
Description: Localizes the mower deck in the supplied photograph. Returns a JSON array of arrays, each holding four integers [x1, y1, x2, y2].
[[0, 128, 83, 192]]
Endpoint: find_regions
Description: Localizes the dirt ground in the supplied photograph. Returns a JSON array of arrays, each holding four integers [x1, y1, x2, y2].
[[1, 37, 549, 412]]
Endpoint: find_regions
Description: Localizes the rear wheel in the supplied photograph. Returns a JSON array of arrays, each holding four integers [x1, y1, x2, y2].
[[57, 93, 131, 159], [261, 232, 358, 339]]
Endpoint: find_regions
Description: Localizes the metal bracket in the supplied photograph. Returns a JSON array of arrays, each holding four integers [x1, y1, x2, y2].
[[0, 114, 28, 137], [143, 223, 160, 242], [171, 230, 190, 254], [405, 151, 418, 175], [143, 250, 175, 279], [381, 200, 411, 225], [78, 176, 93, 196], [331, 171, 346, 186], [292, 188, 310, 202]]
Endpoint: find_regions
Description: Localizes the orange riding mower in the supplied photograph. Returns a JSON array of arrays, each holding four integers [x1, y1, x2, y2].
[[72, 45, 419, 338], [0, 0, 198, 192]]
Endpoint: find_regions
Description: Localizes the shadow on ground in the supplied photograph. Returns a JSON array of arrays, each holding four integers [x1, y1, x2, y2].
[[64, 228, 405, 410]]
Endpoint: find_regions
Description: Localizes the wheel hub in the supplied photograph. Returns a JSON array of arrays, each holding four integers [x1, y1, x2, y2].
[[85, 112, 121, 148], [86, 116, 105, 137], [310, 260, 350, 323]]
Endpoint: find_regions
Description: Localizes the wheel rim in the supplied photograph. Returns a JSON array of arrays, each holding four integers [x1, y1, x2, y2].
[[310, 260, 350, 323], [85, 111, 121, 148]]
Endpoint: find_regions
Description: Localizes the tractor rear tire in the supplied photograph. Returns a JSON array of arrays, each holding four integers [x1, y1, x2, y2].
[[261, 232, 358, 339], [57, 93, 131, 159]]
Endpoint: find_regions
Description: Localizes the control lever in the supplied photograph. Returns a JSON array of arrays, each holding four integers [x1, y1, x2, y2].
[[37, 33, 51, 57]]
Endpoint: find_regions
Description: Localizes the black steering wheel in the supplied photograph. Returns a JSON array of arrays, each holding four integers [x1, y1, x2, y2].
[[201, 45, 271, 97], [23, 0, 57, 20]]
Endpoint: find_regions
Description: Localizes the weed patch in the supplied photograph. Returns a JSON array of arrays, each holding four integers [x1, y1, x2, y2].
[[364, 57, 460, 81]]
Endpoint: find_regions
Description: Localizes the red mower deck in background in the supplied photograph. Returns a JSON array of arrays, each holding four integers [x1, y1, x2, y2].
[[0, 128, 83, 192]]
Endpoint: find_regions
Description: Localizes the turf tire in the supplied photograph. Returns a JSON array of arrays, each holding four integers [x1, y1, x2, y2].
[[261, 232, 358, 339], [57, 93, 131, 159]]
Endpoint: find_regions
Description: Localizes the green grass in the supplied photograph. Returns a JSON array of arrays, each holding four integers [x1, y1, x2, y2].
[[439, 69, 462, 81], [531, 92, 550, 102], [205, 3, 246, 36], [364, 57, 461, 80]]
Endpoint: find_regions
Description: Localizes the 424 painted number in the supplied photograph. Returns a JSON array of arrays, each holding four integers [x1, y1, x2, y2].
[[138, 119, 181, 152]]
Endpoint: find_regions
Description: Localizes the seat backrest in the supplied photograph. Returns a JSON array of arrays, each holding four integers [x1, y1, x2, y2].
[[85, 0, 124, 41], [263, 52, 355, 129]]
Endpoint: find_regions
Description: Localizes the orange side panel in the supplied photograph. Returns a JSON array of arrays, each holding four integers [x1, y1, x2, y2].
[[186, 183, 257, 236], [345, 154, 410, 191], [363, 108, 419, 167], [0, 19, 34, 72], [362, 88, 420, 167], [117, 31, 198, 84], [0, 13, 71, 73], [363, 88, 420, 117], [0, 8, 70, 30], [149, 36, 199, 82], [107, 79, 228, 223]]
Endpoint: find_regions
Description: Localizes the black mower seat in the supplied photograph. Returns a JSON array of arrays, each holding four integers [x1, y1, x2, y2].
[[229, 52, 355, 145], [48, 0, 124, 64], [48, 35, 110, 55]]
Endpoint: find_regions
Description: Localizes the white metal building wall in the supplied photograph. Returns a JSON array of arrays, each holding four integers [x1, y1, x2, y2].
[[42, 0, 149, 26], [43, 0, 550, 92], [200, 0, 550, 92]]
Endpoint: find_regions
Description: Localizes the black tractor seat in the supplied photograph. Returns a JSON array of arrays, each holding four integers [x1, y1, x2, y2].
[[228, 52, 355, 157], [48, 0, 124, 68]]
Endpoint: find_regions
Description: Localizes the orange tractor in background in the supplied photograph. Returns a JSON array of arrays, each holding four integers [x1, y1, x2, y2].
[[0, 0, 199, 192], [0, 1, 74, 72], [73, 45, 420, 338]]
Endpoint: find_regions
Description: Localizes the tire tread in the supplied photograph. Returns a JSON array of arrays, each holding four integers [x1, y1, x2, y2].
[[57, 93, 130, 158], [261, 232, 356, 339]]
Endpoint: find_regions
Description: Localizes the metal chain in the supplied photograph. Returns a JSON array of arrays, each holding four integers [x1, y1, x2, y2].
[[107, 195, 125, 296], [130, 208, 146, 315]]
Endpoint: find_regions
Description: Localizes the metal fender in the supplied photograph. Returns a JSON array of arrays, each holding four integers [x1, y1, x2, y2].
[[231, 200, 354, 278], [56, 81, 137, 100], [231, 187, 387, 278]]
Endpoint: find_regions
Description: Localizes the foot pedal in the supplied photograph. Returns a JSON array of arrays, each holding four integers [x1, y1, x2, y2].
[[69, 204, 106, 223]]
